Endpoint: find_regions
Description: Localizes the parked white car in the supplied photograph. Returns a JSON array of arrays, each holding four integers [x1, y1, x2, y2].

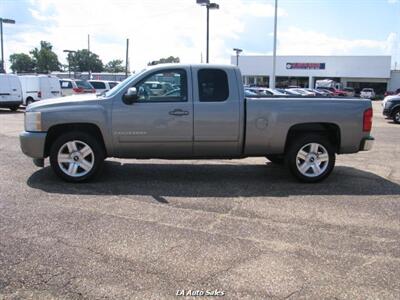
[[0, 74, 23, 111], [88, 80, 119, 94], [287, 88, 315, 96], [360, 88, 375, 99], [19, 75, 61, 105], [60, 79, 96, 96]]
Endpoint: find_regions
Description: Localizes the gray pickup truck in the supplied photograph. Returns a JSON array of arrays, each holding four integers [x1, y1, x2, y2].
[[20, 64, 374, 183]]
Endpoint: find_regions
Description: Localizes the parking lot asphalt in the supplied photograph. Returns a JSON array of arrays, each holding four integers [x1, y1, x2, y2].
[[0, 101, 399, 299]]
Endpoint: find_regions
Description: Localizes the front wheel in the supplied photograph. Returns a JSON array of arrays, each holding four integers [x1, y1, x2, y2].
[[286, 134, 335, 183], [26, 98, 34, 106], [393, 109, 400, 124], [49, 132, 105, 182]]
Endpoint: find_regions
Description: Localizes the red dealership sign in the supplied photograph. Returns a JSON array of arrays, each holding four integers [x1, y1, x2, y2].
[[286, 63, 326, 70]]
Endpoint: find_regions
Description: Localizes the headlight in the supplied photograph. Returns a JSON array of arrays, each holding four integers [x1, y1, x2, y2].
[[25, 112, 42, 131]]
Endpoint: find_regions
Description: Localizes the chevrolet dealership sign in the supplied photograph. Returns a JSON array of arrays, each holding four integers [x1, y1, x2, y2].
[[286, 63, 326, 70]]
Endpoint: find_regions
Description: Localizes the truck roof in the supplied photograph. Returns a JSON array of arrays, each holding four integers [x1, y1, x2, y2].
[[145, 63, 239, 71]]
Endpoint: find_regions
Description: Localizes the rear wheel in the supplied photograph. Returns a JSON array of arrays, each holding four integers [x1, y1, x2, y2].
[[393, 109, 400, 124], [286, 134, 335, 183], [266, 154, 285, 164], [26, 97, 34, 106], [49, 132, 105, 182]]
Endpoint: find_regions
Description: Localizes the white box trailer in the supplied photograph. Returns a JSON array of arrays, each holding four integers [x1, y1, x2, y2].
[[19, 75, 61, 105], [0, 74, 23, 111]]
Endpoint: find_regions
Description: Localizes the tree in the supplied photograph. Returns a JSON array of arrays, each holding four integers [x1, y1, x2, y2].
[[9, 53, 36, 73], [148, 56, 180, 66], [30, 41, 61, 73], [67, 49, 104, 72], [104, 59, 125, 73]]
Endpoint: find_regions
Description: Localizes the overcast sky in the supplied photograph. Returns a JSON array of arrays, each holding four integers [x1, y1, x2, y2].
[[1, 0, 399, 72]]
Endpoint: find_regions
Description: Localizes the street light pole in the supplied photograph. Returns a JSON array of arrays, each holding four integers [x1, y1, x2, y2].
[[206, 5, 209, 63], [233, 48, 243, 66], [0, 21, 3, 73], [63, 50, 76, 78], [0, 18, 16, 73], [125, 38, 129, 78], [196, 0, 219, 63], [271, 0, 278, 88]]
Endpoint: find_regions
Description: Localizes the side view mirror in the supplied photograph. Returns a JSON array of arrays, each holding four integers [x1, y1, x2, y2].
[[123, 87, 138, 105]]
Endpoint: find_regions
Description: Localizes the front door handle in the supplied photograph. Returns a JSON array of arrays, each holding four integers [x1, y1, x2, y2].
[[169, 109, 189, 116]]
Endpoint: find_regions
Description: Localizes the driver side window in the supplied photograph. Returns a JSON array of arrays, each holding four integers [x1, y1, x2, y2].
[[135, 69, 187, 102]]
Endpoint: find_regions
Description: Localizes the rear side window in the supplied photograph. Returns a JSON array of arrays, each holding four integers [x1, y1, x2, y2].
[[90, 81, 106, 89], [198, 69, 229, 102], [60, 80, 72, 89], [76, 80, 93, 89], [109, 82, 118, 89]]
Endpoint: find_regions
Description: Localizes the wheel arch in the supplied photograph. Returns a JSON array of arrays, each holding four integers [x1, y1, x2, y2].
[[44, 123, 107, 157], [284, 122, 341, 153], [391, 104, 400, 115]]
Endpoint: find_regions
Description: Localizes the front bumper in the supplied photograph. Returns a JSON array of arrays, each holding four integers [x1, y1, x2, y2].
[[383, 108, 391, 117], [0, 100, 22, 107], [19, 131, 47, 159], [359, 136, 374, 151]]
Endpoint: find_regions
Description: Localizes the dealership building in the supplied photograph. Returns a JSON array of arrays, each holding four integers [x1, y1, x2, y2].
[[231, 55, 399, 94]]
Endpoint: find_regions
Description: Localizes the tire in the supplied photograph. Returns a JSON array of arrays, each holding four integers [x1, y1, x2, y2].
[[285, 134, 335, 183], [9, 105, 19, 111], [393, 109, 400, 124], [26, 97, 34, 106], [266, 154, 285, 164], [49, 131, 105, 182]]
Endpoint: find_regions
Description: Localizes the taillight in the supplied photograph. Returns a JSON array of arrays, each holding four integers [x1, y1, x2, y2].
[[92, 89, 96, 93], [363, 108, 373, 132], [73, 87, 84, 93], [38, 91, 42, 98]]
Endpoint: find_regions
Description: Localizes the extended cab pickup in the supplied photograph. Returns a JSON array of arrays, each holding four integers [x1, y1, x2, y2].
[[20, 64, 374, 183]]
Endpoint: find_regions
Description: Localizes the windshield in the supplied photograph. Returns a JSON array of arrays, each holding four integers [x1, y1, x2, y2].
[[103, 70, 146, 98]]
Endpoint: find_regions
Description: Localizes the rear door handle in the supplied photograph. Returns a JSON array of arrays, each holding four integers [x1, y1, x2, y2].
[[169, 109, 189, 116]]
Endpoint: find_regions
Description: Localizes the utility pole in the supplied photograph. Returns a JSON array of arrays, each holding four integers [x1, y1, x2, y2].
[[206, 5, 209, 63], [88, 34, 91, 80], [125, 38, 129, 77], [0, 21, 3, 73], [271, 0, 278, 88], [0, 18, 16, 73]]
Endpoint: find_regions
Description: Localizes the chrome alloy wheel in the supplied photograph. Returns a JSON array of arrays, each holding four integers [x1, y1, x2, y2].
[[395, 111, 400, 123], [57, 140, 94, 177], [296, 143, 329, 177]]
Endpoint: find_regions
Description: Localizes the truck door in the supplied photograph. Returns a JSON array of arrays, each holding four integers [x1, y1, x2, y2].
[[8, 76, 22, 102], [40, 76, 57, 99], [49, 77, 61, 98], [192, 67, 242, 157], [112, 67, 194, 158], [0, 76, 11, 103]]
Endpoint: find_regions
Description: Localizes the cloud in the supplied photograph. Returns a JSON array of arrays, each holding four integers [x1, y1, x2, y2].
[[5, 1, 398, 72], [5, 0, 287, 71], [276, 27, 397, 57], [388, 0, 398, 4]]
